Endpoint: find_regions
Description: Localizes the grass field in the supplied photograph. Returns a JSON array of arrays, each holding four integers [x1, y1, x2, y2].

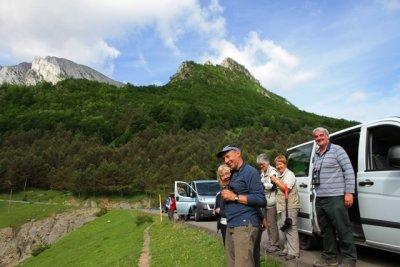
[[14, 207, 280, 267], [20, 210, 150, 267], [150, 219, 281, 267], [150, 220, 225, 266], [0, 201, 72, 228], [0, 189, 75, 204]]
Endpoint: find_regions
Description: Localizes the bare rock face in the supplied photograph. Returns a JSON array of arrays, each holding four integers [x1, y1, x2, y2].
[[169, 61, 196, 82], [0, 208, 99, 267], [0, 56, 123, 87], [219, 57, 261, 85]]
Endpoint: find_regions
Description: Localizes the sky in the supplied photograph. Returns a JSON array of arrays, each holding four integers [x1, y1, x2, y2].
[[1, 0, 399, 123]]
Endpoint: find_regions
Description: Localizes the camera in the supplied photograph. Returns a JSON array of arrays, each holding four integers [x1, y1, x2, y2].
[[280, 217, 292, 231], [312, 168, 320, 186]]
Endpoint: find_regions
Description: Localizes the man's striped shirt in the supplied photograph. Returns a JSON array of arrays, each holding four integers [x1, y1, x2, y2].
[[314, 143, 355, 197]]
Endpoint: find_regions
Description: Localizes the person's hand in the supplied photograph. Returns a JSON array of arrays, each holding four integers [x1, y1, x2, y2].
[[261, 218, 269, 231], [344, 193, 353, 208], [270, 175, 277, 184], [214, 207, 220, 214], [221, 189, 236, 201]]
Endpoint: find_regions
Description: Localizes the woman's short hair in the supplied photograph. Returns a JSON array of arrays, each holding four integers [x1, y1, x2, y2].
[[256, 153, 269, 164], [313, 127, 330, 137], [274, 155, 287, 165], [216, 164, 230, 181]]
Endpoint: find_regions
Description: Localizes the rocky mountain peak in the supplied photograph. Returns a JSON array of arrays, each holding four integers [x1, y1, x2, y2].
[[219, 57, 260, 85], [170, 61, 196, 82], [0, 56, 123, 87]]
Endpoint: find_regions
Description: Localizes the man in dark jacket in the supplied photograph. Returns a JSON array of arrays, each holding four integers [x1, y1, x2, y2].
[[217, 145, 266, 267]]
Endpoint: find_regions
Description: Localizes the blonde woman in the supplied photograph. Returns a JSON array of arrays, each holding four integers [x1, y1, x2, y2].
[[214, 164, 231, 246], [270, 155, 300, 261]]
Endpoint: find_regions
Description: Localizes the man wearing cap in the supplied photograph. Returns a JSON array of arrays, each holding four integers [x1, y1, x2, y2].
[[217, 145, 266, 267]]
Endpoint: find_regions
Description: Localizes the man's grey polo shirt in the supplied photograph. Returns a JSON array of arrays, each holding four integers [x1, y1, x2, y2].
[[314, 143, 355, 197]]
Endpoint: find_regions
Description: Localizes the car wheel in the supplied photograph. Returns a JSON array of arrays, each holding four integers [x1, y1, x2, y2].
[[194, 209, 201, 222], [299, 233, 320, 250]]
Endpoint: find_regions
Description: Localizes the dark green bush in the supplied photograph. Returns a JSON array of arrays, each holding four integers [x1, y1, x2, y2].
[[95, 207, 108, 217], [135, 214, 154, 226], [32, 244, 50, 256]]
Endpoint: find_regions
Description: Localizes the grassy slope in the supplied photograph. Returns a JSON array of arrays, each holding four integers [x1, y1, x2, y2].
[[0, 189, 74, 204], [13, 204, 280, 267], [150, 220, 225, 266], [20, 210, 148, 267], [0, 201, 71, 228]]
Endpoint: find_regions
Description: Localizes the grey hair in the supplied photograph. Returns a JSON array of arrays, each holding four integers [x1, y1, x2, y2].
[[256, 153, 270, 164], [313, 127, 330, 137]]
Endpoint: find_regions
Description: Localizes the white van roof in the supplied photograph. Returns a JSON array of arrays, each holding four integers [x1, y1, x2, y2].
[[287, 117, 400, 151]]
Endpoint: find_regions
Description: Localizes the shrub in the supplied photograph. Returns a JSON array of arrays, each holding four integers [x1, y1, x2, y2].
[[135, 214, 153, 226], [32, 244, 50, 256], [95, 207, 108, 217]]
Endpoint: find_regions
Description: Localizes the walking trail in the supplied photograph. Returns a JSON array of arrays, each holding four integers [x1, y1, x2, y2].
[[138, 225, 152, 267]]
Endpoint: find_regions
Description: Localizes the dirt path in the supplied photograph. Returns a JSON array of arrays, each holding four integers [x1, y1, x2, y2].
[[138, 225, 152, 267]]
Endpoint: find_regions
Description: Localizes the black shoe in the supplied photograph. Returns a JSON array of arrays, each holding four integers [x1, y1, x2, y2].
[[285, 254, 297, 261], [277, 251, 287, 257]]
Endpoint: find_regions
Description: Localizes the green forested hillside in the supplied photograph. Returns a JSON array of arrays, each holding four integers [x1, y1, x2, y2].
[[0, 60, 357, 196]]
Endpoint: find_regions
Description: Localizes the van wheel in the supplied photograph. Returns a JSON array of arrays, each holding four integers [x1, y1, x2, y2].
[[299, 233, 320, 250], [194, 209, 201, 222]]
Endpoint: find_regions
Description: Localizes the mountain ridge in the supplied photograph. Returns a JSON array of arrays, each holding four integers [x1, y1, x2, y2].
[[0, 56, 123, 87], [0, 56, 357, 196]]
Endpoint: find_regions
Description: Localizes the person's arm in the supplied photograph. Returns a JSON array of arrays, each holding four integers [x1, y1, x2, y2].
[[214, 192, 221, 214], [336, 146, 355, 207], [270, 175, 287, 192], [222, 171, 265, 207], [261, 173, 274, 190], [271, 170, 295, 192]]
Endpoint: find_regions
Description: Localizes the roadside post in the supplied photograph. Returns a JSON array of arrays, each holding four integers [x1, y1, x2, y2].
[[159, 194, 162, 222]]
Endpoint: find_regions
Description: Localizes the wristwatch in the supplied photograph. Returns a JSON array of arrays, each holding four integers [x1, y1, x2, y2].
[[234, 194, 239, 202]]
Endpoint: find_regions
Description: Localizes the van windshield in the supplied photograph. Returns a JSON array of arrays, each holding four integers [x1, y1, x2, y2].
[[196, 182, 220, 196]]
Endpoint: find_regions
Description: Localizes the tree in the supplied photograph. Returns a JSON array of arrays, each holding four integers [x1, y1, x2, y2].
[[180, 106, 206, 131]]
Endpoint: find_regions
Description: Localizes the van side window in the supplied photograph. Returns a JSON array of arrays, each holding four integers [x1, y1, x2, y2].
[[177, 182, 190, 197], [367, 125, 400, 171], [287, 143, 313, 177]]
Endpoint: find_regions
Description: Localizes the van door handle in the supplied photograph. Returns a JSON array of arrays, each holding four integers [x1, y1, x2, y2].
[[299, 183, 308, 188], [176, 197, 179, 201], [358, 179, 374, 186]]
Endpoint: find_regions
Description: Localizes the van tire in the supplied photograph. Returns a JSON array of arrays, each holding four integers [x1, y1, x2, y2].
[[299, 233, 320, 250], [194, 209, 201, 222]]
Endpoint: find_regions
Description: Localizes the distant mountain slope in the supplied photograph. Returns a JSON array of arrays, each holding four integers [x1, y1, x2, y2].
[[0, 56, 123, 87], [0, 57, 358, 196]]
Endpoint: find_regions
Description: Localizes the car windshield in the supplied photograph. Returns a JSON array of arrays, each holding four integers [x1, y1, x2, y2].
[[195, 182, 220, 196]]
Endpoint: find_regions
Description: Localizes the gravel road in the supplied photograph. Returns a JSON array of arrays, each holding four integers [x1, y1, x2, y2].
[[188, 220, 400, 267]]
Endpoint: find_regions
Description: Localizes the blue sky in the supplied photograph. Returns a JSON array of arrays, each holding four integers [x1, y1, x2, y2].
[[1, 0, 399, 122]]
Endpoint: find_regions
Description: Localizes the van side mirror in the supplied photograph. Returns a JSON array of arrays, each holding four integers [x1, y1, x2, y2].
[[190, 191, 196, 198], [388, 145, 400, 168]]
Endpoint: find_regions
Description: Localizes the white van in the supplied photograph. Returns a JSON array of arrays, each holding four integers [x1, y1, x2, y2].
[[174, 180, 220, 221], [287, 117, 400, 253]]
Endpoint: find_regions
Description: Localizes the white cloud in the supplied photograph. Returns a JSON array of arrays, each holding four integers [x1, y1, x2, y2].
[[0, 0, 225, 74], [349, 90, 368, 102], [206, 31, 317, 91], [378, 0, 400, 11]]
